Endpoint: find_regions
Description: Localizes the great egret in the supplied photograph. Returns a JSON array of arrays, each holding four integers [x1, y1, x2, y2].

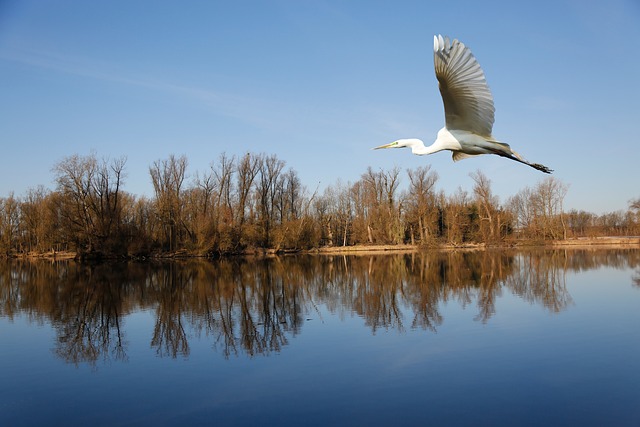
[[374, 35, 552, 174]]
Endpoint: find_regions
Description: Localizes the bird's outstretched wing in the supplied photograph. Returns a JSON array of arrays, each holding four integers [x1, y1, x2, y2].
[[433, 35, 495, 137]]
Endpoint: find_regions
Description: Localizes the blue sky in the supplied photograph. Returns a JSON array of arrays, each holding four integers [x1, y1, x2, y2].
[[1, 0, 639, 214]]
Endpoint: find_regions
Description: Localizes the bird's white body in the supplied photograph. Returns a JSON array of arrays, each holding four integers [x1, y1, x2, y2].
[[401, 128, 510, 156], [374, 35, 552, 174], [403, 129, 493, 155]]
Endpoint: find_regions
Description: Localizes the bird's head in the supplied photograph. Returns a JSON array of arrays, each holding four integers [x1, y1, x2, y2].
[[373, 138, 422, 150]]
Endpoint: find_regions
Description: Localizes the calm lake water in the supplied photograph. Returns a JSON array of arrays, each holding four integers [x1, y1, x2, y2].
[[1, 249, 640, 426]]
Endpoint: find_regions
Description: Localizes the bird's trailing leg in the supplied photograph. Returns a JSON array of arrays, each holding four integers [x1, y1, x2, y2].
[[493, 147, 553, 174], [528, 162, 553, 174]]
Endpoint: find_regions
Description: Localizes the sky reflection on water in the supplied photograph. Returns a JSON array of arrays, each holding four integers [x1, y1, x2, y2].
[[1, 249, 640, 426]]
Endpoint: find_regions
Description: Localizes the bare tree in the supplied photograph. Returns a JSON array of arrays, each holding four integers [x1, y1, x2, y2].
[[444, 187, 471, 245], [470, 170, 501, 243], [53, 154, 97, 250], [0, 193, 20, 255], [20, 186, 51, 252], [565, 209, 594, 237], [91, 156, 127, 248], [53, 154, 127, 254], [211, 153, 236, 252], [534, 177, 568, 239], [149, 154, 187, 251], [359, 167, 402, 244], [213, 153, 235, 215], [405, 166, 439, 245], [255, 154, 285, 247], [628, 198, 640, 235], [234, 153, 260, 247], [507, 177, 568, 240]]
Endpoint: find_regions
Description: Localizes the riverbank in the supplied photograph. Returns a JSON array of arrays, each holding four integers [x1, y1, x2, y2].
[[548, 236, 640, 248], [5, 236, 639, 260], [309, 236, 640, 255]]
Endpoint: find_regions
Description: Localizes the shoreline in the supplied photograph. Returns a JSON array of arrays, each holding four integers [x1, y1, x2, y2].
[[6, 236, 639, 260], [309, 236, 640, 255]]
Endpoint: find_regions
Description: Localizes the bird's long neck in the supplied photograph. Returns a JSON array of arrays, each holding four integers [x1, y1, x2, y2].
[[409, 139, 444, 156], [412, 128, 462, 155]]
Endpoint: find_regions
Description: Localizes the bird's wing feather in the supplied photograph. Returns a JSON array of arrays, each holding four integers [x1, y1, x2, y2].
[[434, 35, 495, 137], [452, 151, 481, 162]]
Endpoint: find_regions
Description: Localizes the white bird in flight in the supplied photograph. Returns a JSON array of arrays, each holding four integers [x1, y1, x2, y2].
[[374, 35, 552, 174]]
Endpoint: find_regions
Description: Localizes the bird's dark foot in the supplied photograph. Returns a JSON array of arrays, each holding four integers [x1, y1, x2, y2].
[[532, 163, 553, 174]]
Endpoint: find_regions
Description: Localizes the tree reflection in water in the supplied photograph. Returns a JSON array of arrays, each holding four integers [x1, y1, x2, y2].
[[1, 249, 639, 363]]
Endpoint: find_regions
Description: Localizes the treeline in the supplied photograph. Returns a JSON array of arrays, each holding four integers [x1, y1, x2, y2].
[[1, 152, 639, 257]]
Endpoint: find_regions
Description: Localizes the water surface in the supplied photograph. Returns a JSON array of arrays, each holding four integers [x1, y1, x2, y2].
[[1, 249, 640, 426]]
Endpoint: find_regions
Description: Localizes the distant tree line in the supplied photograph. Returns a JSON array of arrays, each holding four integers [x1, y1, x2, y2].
[[1, 151, 639, 257]]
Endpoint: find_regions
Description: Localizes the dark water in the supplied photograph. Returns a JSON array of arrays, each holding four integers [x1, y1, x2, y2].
[[1, 249, 640, 426]]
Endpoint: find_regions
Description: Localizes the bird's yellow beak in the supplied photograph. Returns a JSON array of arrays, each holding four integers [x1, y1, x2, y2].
[[372, 141, 398, 150]]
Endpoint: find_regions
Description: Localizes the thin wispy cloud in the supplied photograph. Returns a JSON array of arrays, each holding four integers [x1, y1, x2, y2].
[[0, 46, 295, 129], [1, 46, 376, 139]]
